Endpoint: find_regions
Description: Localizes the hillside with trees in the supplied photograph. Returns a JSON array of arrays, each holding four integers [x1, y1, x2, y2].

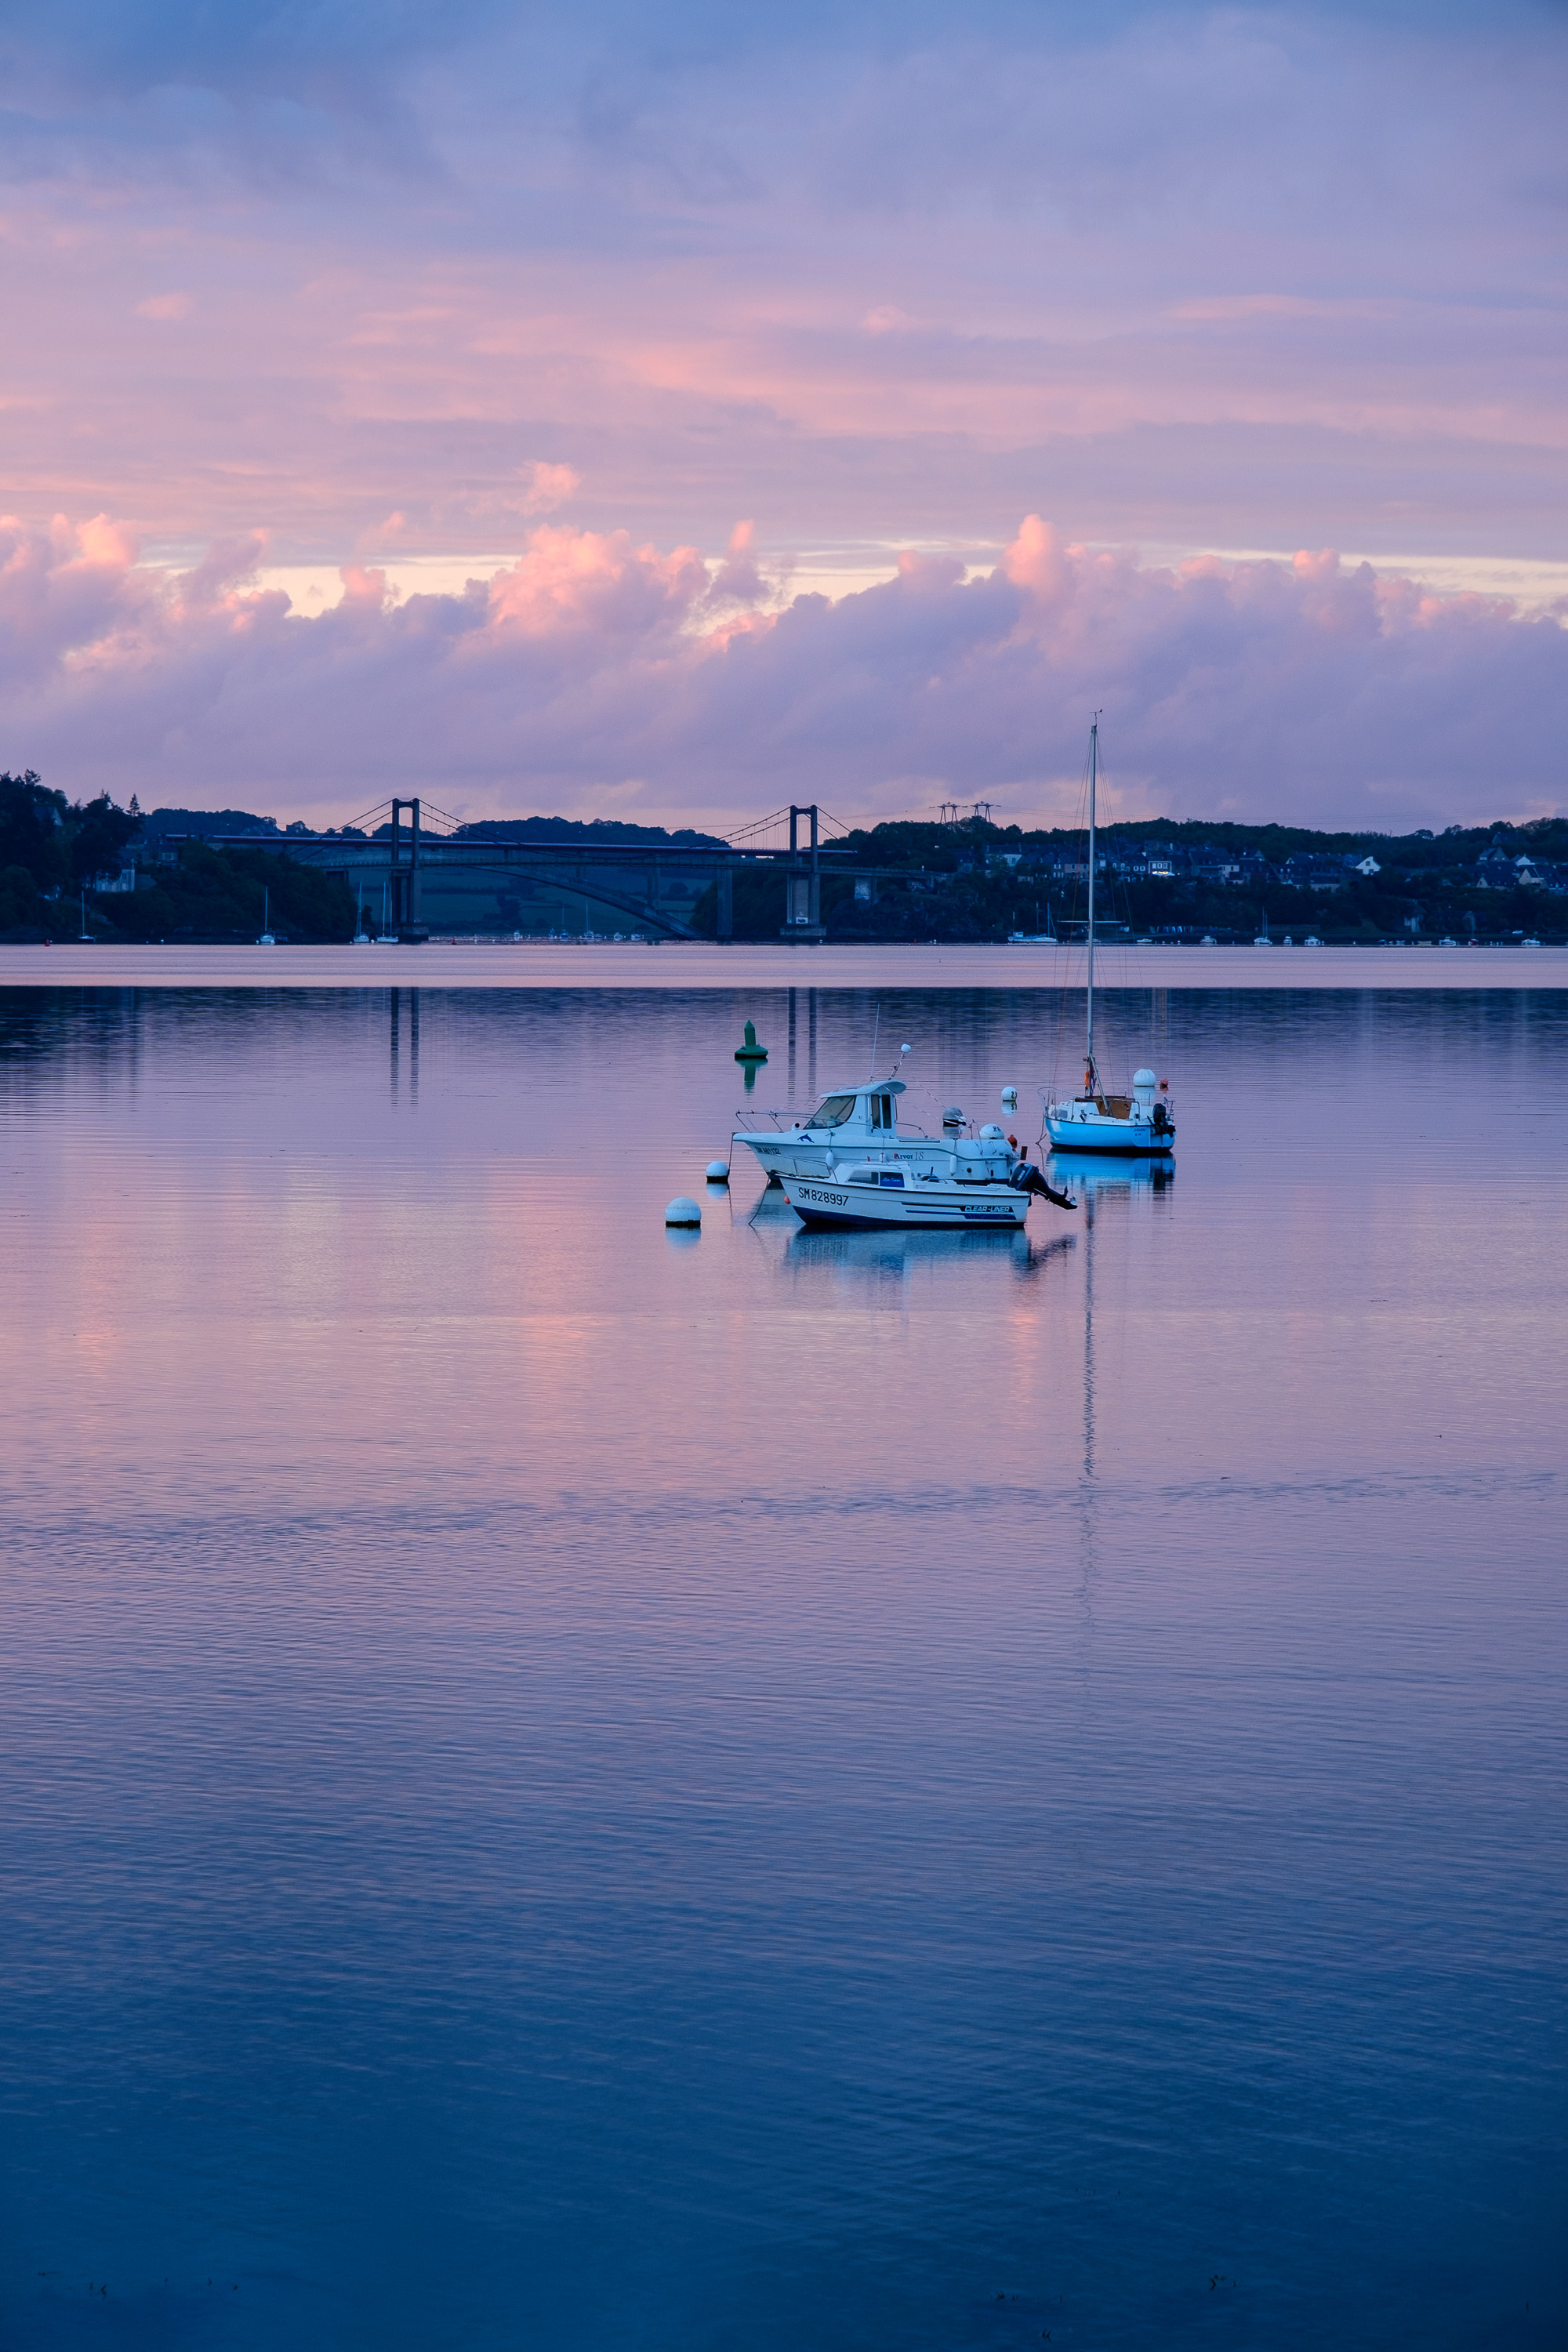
[[0, 775, 354, 943], [694, 815, 1568, 945], [5, 771, 1563, 946]]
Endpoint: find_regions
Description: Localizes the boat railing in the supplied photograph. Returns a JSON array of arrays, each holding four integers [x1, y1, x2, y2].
[[735, 1106, 807, 1130], [735, 1106, 953, 1142]]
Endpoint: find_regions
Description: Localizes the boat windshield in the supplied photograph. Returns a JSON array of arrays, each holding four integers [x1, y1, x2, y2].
[[805, 1093, 857, 1127]]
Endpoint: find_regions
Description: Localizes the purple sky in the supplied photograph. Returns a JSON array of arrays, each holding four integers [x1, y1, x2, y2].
[[2, 0, 1564, 829]]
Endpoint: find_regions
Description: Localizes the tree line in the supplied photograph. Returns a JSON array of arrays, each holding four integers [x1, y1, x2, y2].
[[0, 775, 354, 943]]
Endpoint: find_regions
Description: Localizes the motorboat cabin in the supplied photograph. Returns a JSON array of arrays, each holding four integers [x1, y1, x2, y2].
[[734, 1079, 951, 1182]]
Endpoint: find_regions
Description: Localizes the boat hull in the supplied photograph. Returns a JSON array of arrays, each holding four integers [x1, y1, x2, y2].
[[1044, 1109, 1174, 1156], [781, 1175, 1028, 1229]]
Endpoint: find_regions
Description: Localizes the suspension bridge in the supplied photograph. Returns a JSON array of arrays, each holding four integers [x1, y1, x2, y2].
[[183, 800, 887, 941]]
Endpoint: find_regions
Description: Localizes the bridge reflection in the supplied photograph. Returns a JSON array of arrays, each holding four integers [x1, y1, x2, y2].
[[389, 987, 419, 1106]]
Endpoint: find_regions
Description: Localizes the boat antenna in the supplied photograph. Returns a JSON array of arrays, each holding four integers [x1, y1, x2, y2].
[[870, 1004, 880, 1074], [1086, 713, 1100, 1094]]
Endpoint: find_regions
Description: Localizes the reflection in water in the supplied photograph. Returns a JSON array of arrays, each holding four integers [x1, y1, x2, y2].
[[786, 985, 819, 1111], [785, 1221, 1032, 1272], [2, 983, 1564, 2352], [746, 1182, 801, 1224], [1083, 1186, 1097, 1491], [780, 1218, 1076, 1290], [388, 987, 422, 1107], [1046, 1148, 1176, 1201], [1042, 1149, 1176, 1633], [1010, 1229, 1076, 1279]]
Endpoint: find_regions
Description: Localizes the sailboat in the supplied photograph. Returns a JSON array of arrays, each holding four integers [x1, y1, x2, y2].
[[1043, 720, 1175, 1157], [257, 886, 276, 946]]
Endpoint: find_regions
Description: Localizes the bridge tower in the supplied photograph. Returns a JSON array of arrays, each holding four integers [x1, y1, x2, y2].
[[780, 805, 825, 942], [388, 800, 428, 943]]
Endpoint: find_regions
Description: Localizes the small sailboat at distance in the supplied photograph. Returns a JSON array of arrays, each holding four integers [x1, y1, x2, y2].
[[1043, 720, 1175, 1158]]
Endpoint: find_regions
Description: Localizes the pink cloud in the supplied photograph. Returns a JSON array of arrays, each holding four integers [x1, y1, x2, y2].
[[517, 462, 580, 515], [0, 7, 1561, 577], [485, 525, 706, 638], [705, 519, 771, 609], [1003, 515, 1069, 601], [133, 291, 194, 321], [0, 510, 1561, 833], [337, 564, 393, 608], [176, 532, 270, 608]]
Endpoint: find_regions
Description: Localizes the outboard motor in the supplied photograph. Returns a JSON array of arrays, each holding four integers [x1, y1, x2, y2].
[[1134, 1066, 1174, 1138], [1009, 1160, 1077, 1210]]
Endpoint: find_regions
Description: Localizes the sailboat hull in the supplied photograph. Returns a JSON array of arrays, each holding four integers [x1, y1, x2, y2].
[[1044, 1106, 1174, 1156]]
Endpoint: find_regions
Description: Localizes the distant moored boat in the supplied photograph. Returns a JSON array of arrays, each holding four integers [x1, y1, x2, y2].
[[1042, 720, 1176, 1159]]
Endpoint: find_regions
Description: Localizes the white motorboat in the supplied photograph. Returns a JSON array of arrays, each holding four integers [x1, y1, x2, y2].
[[780, 1142, 1075, 1231], [1043, 720, 1176, 1159], [733, 1056, 956, 1182]]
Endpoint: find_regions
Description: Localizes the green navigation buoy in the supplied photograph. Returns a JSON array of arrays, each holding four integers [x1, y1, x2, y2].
[[734, 1021, 768, 1067]]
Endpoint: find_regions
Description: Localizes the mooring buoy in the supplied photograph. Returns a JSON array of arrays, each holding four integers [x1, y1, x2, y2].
[[665, 1196, 702, 1227]]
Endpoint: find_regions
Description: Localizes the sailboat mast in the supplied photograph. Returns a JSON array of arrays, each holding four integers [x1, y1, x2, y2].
[[1085, 718, 1097, 1083]]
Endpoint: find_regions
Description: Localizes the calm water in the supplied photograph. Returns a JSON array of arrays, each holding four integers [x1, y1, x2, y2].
[[2, 983, 1564, 2352]]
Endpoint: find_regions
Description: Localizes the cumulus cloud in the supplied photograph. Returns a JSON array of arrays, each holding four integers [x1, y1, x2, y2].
[[705, 520, 772, 609], [0, 511, 1561, 830], [517, 462, 581, 514]]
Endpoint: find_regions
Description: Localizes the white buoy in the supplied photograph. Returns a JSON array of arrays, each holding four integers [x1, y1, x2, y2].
[[705, 1161, 731, 1184], [666, 1196, 702, 1227], [1002, 1086, 1018, 1108]]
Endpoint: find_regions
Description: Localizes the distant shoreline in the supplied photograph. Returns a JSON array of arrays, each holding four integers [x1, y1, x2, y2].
[[3, 942, 1566, 991]]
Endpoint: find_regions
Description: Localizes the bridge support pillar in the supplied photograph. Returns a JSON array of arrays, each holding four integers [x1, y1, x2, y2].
[[781, 805, 826, 942], [717, 864, 733, 942], [390, 798, 428, 943]]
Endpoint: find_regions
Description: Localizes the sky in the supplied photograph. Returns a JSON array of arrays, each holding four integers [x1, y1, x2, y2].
[[1, 0, 1565, 832]]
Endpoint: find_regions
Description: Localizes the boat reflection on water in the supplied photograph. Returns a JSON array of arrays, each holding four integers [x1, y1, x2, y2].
[[782, 1218, 1076, 1286], [746, 1181, 807, 1223], [1044, 1151, 1175, 1554], [1045, 1149, 1176, 1201]]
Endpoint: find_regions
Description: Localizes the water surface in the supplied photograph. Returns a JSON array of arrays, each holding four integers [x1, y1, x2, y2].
[[2, 983, 1564, 2350]]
